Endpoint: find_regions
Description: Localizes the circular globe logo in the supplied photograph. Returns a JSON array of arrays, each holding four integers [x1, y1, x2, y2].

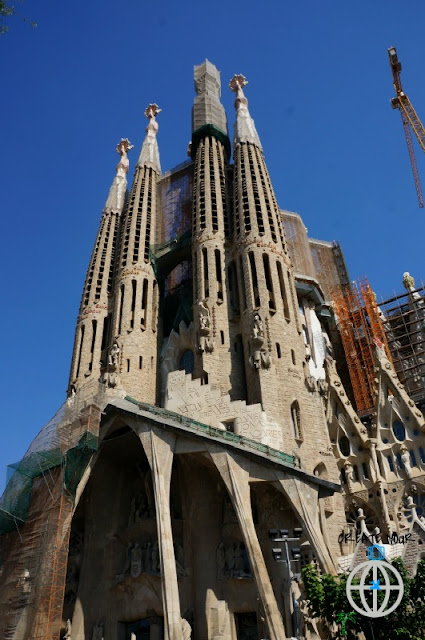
[[346, 559, 404, 618]]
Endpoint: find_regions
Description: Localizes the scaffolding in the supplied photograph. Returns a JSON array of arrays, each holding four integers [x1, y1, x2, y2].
[[378, 281, 425, 405], [0, 403, 100, 640], [332, 278, 393, 415]]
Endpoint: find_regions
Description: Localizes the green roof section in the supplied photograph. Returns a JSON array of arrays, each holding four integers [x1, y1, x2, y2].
[[191, 124, 231, 161], [124, 395, 295, 467]]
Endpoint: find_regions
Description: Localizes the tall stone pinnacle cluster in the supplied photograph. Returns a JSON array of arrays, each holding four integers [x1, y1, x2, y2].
[[2, 59, 425, 640]]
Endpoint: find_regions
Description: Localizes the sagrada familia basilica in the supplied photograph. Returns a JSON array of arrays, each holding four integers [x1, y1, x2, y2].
[[1, 60, 425, 640]]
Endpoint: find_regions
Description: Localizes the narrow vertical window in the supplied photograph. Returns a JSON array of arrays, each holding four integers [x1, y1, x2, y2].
[[118, 284, 125, 335], [220, 330, 225, 345], [276, 343, 281, 358], [228, 261, 240, 315], [277, 261, 290, 320], [127, 359, 130, 372], [249, 252, 260, 307], [290, 401, 302, 440], [239, 256, 247, 310], [89, 319, 97, 371], [152, 280, 158, 331], [101, 314, 111, 352], [130, 280, 137, 330], [362, 462, 370, 480], [263, 254, 276, 310], [141, 279, 148, 329], [193, 253, 198, 301], [215, 249, 223, 302], [139, 356, 143, 369], [202, 248, 209, 298], [291, 349, 296, 365], [76, 324, 85, 378]]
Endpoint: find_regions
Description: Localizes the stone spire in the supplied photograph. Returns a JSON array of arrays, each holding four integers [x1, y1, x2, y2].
[[108, 104, 162, 402], [68, 140, 132, 394], [137, 104, 161, 173], [229, 74, 262, 150], [105, 138, 134, 213]]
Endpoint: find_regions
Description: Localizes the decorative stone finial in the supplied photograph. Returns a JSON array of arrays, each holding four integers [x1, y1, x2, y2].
[[229, 74, 248, 106], [144, 103, 161, 121], [137, 104, 161, 172], [229, 73, 262, 150], [403, 271, 415, 292], [116, 138, 134, 174]]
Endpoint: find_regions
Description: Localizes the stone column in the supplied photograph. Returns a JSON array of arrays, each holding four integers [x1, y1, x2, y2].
[[274, 475, 337, 574], [130, 421, 183, 640], [209, 451, 287, 640]]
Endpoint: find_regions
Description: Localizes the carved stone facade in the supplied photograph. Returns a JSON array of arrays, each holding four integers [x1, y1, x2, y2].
[[1, 59, 425, 640]]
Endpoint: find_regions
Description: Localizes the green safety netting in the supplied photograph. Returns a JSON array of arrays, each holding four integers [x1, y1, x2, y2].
[[0, 405, 98, 535]]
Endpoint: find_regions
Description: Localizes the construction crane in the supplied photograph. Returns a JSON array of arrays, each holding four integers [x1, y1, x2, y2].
[[388, 46, 425, 208]]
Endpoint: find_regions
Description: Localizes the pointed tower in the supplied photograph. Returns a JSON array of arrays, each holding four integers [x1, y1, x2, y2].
[[190, 61, 233, 393], [68, 138, 133, 394], [107, 105, 161, 402], [228, 75, 336, 457]]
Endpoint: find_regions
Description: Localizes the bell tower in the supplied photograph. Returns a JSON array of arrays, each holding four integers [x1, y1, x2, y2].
[[68, 138, 133, 395], [106, 105, 162, 402], [190, 61, 233, 394]]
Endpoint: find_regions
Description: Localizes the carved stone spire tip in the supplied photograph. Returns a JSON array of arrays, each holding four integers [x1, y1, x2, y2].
[[229, 74, 248, 92], [144, 104, 161, 120], [116, 138, 134, 156]]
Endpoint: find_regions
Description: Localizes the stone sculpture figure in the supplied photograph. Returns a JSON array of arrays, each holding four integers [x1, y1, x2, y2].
[[181, 618, 192, 640], [344, 461, 355, 492], [199, 300, 211, 332], [400, 445, 413, 478], [250, 350, 261, 369], [252, 313, 264, 341], [108, 341, 120, 367], [300, 600, 321, 640], [130, 543, 143, 578], [64, 619, 72, 639]]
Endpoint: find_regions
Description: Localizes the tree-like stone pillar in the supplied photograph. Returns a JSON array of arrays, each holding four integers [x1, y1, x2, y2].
[[130, 421, 183, 640], [274, 475, 337, 574], [209, 451, 287, 640]]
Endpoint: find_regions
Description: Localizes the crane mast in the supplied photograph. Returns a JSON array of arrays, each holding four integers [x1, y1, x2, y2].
[[388, 46, 425, 208]]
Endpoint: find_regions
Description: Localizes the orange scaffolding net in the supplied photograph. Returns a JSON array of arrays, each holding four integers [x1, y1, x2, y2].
[[333, 277, 393, 415]]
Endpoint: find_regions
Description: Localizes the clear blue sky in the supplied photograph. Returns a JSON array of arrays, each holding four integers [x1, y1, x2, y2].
[[1, 0, 425, 493]]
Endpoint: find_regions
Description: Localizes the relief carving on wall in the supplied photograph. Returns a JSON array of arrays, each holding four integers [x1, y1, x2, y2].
[[216, 541, 252, 579]]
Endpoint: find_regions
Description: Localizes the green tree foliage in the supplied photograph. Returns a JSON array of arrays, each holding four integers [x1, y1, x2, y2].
[[302, 559, 425, 639], [0, 0, 36, 34]]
